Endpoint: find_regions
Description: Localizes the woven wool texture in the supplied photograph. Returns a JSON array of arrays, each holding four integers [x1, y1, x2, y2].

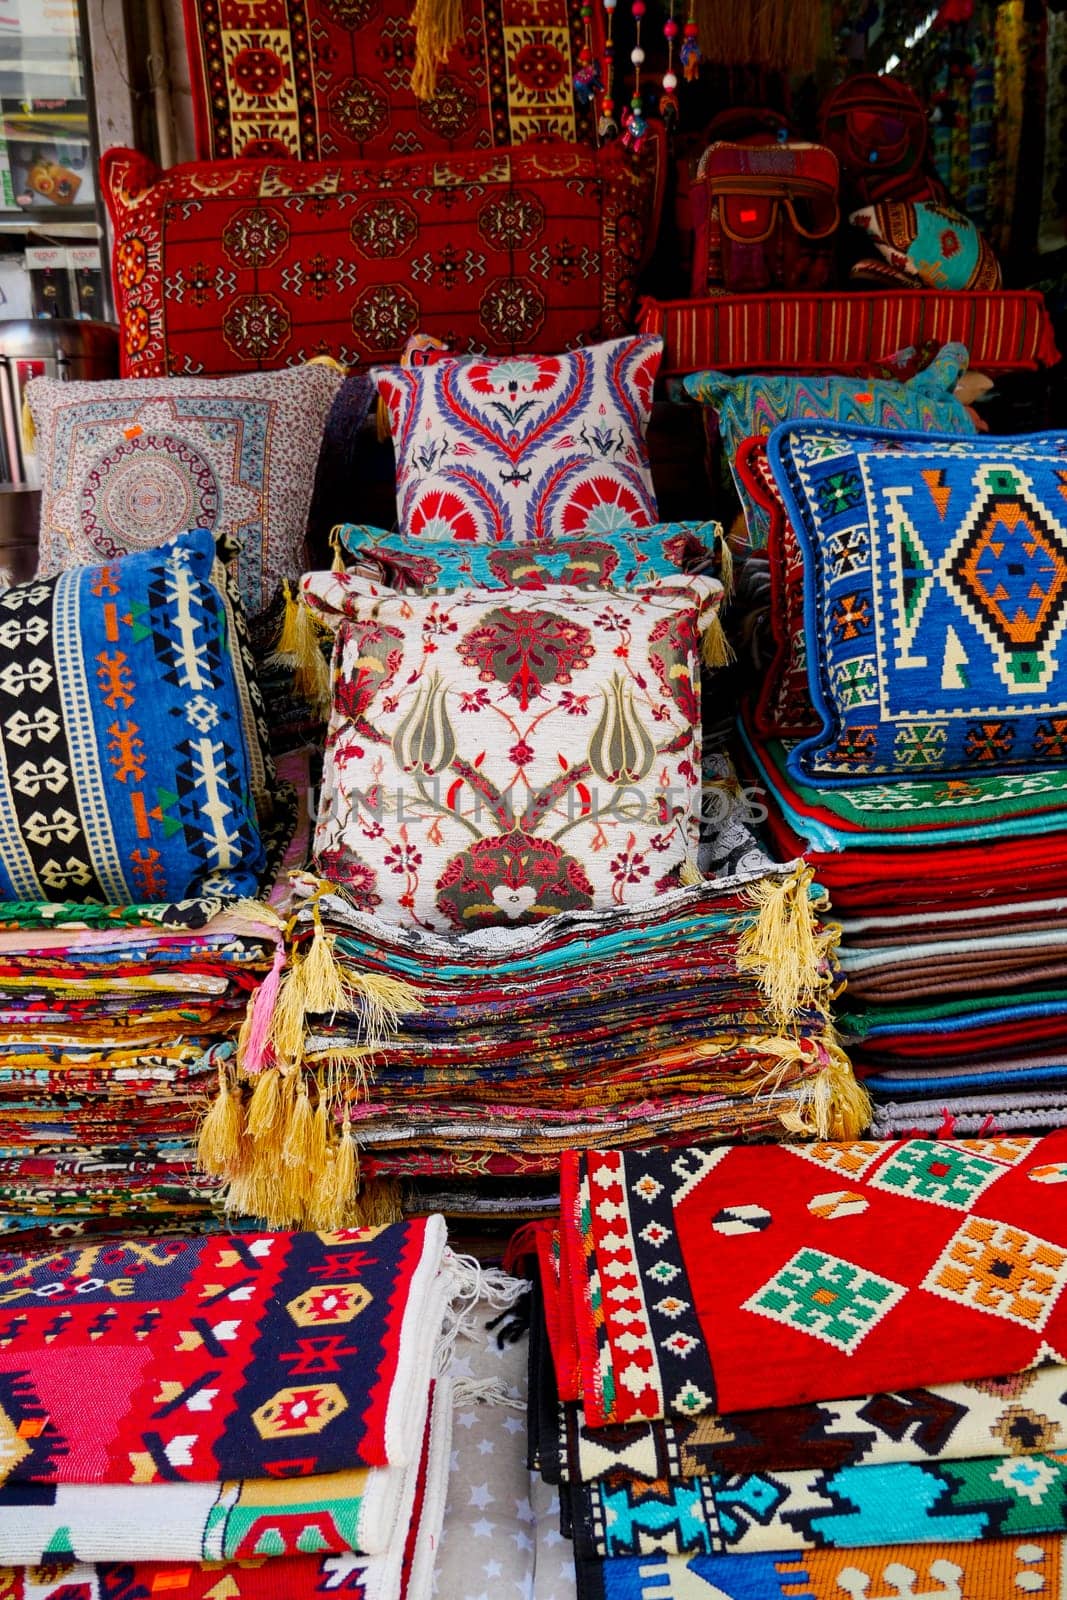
[[0, 531, 267, 905], [313, 579, 719, 931], [559, 1134, 1067, 1426], [28, 367, 341, 619], [180, 0, 600, 161], [377, 338, 661, 545], [768, 424, 1067, 785], [0, 1221, 447, 1480], [102, 148, 654, 378]]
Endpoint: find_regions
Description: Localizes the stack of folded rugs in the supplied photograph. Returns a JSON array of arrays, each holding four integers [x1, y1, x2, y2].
[[0, 902, 283, 1250], [527, 1132, 1067, 1600], [201, 856, 865, 1230], [732, 421, 1067, 1137], [0, 1217, 455, 1600]]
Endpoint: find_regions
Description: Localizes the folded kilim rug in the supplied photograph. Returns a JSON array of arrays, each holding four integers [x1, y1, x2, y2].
[[0, 1223, 448, 1480], [574, 1537, 1067, 1599], [559, 1134, 1067, 1423], [0, 1379, 453, 1600]]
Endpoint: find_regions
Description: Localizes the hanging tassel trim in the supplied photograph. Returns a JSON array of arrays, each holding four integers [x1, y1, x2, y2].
[[410, 0, 464, 99], [700, 611, 734, 669], [735, 865, 839, 1022]]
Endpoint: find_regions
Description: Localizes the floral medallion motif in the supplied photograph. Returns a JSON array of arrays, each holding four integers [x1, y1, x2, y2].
[[222, 293, 292, 361], [418, 74, 478, 143], [351, 198, 419, 260], [221, 205, 289, 268], [229, 45, 289, 99], [329, 78, 389, 145], [81, 436, 221, 557], [323, 0, 380, 25], [478, 275, 546, 346], [457, 605, 595, 710], [351, 284, 419, 353], [477, 190, 546, 252], [436, 829, 595, 929], [115, 236, 147, 291]]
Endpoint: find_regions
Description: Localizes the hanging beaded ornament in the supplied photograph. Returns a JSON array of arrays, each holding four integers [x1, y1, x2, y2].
[[680, 0, 701, 80], [660, 0, 679, 123], [575, 0, 603, 105], [621, 0, 648, 151], [598, 0, 619, 138]]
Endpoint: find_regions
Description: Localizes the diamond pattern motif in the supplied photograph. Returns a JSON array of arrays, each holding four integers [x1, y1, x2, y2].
[[743, 1248, 907, 1353]]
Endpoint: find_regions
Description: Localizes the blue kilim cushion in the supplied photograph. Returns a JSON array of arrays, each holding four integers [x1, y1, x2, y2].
[[767, 423, 1067, 785], [0, 529, 265, 903]]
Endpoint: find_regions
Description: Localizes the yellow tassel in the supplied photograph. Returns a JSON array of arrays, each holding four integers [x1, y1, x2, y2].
[[268, 951, 311, 1070], [271, 587, 332, 718], [21, 395, 35, 456], [410, 0, 464, 98], [346, 971, 423, 1042], [700, 612, 734, 670], [245, 1065, 283, 1143], [271, 580, 301, 666], [716, 530, 734, 600], [779, 1038, 872, 1140], [376, 393, 392, 443], [197, 1062, 246, 1177], [678, 859, 704, 887], [350, 1175, 404, 1227], [281, 1084, 316, 1168], [300, 921, 350, 1019], [736, 865, 835, 1023], [332, 1111, 359, 1214], [329, 526, 349, 574]]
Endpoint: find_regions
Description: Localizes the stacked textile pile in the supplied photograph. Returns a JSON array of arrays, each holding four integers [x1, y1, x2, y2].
[[735, 421, 1067, 1136], [0, 903, 283, 1249], [528, 1132, 1067, 1599], [0, 1219, 454, 1600], [201, 865, 865, 1228]]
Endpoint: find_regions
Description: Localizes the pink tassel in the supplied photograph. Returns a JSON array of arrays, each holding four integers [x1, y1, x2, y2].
[[240, 939, 286, 1074]]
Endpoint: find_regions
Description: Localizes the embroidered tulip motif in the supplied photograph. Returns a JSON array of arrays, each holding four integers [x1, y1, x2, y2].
[[589, 672, 656, 784], [391, 670, 456, 775]]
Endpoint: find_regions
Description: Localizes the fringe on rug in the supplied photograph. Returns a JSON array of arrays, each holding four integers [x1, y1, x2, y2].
[[735, 863, 840, 1023]]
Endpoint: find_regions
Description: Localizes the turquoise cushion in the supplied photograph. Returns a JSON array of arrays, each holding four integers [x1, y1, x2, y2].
[[332, 523, 721, 590], [683, 345, 976, 546]]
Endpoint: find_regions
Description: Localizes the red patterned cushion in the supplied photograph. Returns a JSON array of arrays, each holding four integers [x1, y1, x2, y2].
[[181, 0, 602, 161], [734, 435, 818, 739], [102, 146, 654, 378]]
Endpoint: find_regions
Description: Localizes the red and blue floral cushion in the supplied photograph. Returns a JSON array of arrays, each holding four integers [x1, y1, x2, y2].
[[376, 336, 662, 544]]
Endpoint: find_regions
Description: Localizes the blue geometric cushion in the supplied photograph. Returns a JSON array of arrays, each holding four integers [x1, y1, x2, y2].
[[0, 529, 265, 903], [332, 523, 720, 591], [683, 345, 976, 547], [767, 423, 1067, 785]]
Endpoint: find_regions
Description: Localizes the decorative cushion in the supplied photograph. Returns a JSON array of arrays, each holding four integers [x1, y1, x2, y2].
[[683, 344, 976, 548], [313, 578, 720, 930], [377, 337, 661, 545], [733, 438, 818, 738], [327, 522, 721, 592], [28, 366, 342, 620], [102, 147, 654, 379], [768, 423, 1067, 786], [851, 200, 1003, 292], [181, 0, 601, 162], [0, 530, 265, 904]]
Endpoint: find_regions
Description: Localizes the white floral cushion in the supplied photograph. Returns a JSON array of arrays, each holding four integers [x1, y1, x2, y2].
[[313, 577, 721, 931], [28, 365, 342, 617], [374, 336, 662, 545]]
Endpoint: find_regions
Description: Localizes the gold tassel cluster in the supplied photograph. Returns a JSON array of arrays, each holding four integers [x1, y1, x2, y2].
[[700, 611, 734, 670], [271, 581, 333, 720], [735, 864, 840, 1023], [410, 0, 465, 99], [329, 526, 350, 574], [694, 0, 822, 75], [197, 899, 422, 1229], [778, 1036, 872, 1140]]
